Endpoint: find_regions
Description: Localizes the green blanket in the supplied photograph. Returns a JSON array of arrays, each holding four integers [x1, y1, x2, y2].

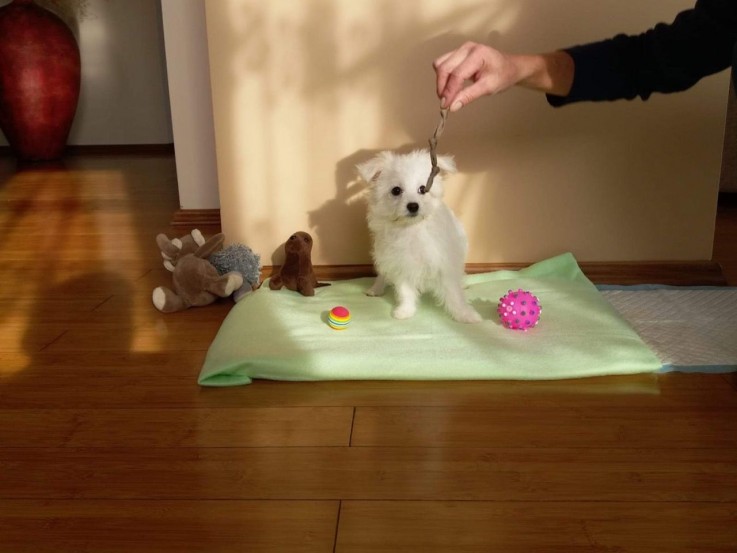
[[198, 253, 661, 386]]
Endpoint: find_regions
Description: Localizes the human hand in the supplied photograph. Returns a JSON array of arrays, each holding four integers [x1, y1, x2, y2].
[[433, 42, 574, 111], [433, 41, 522, 112]]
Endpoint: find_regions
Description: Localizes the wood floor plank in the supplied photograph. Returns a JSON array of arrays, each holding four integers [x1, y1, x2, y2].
[[0, 322, 222, 353], [0, 351, 208, 378], [0, 376, 213, 409], [1, 447, 735, 502], [0, 500, 339, 553], [2, 245, 185, 262], [723, 372, 737, 391], [1, 261, 152, 277], [1, 211, 182, 232], [0, 298, 107, 316], [352, 404, 737, 449], [43, 321, 225, 352], [2, 365, 734, 409], [657, 372, 737, 390], [3, 302, 234, 329], [0, 323, 67, 353], [2, 275, 144, 303], [336, 501, 737, 553], [0, 407, 354, 447]]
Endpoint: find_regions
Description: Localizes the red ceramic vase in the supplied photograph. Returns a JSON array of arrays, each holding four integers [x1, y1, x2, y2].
[[0, 0, 81, 161]]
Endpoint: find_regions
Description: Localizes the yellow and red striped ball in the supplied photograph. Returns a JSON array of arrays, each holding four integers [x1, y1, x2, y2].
[[328, 306, 351, 330]]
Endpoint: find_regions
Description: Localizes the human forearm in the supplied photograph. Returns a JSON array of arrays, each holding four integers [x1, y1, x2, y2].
[[513, 51, 574, 97]]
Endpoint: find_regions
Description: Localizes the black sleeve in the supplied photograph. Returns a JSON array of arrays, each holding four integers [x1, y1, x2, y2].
[[547, 0, 737, 106]]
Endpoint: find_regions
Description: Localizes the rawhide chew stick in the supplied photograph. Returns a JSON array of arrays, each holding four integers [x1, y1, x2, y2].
[[425, 107, 449, 192]]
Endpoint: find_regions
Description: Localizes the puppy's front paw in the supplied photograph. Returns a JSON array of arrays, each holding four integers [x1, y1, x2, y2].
[[366, 278, 386, 297], [392, 304, 416, 320], [453, 308, 483, 324]]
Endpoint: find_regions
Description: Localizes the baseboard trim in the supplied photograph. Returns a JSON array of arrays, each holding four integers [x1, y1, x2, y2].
[[572, 260, 726, 285], [261, 260, 726, 286], [0, 144, 175, 157], [170, 209, 222, 227], [162, 207, 726, 285], [67, 144, 175, 155]]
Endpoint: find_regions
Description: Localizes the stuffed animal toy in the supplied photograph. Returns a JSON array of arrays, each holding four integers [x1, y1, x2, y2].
[[152, 232, 243, 313], [209, 243, 262, 302], [269, 231, 329, 296], [156, 229, 261, 302], [156, 229, 206, 271]]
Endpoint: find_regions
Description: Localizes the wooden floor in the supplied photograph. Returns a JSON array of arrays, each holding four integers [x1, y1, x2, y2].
[[1, 154, 735, 552]]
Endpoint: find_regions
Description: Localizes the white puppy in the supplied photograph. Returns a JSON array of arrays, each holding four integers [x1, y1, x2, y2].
[[357, 149, 482, 323]]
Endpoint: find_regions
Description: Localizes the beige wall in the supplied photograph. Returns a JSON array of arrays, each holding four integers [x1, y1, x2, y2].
[[205, 0, 728, 265]]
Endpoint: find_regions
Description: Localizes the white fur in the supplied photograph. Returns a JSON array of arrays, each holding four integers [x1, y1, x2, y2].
[[357, 149, 482, 323]]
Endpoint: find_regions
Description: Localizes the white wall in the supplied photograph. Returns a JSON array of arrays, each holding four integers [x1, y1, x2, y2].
[[0, 0, 173, 146], [161, 0, 220, 209]]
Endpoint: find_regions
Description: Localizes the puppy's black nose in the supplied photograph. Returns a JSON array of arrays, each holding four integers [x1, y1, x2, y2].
[[407, 202, 419, 214]]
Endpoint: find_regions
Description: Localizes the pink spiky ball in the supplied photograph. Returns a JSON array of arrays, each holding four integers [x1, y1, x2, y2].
[[497, 289, 541, 331]]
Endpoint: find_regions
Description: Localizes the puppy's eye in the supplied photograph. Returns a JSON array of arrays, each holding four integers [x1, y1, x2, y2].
[[418, 185, 427, 195], [390, 186, 402, 196]]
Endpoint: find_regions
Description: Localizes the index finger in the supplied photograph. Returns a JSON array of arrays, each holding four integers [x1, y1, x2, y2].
[[432, 43, 475, 99]]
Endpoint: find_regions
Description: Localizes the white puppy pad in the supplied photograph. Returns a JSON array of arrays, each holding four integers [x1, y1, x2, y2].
[[600, 287, 737, 371]]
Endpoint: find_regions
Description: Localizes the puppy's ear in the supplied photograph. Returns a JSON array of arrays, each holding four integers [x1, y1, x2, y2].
[[356, 151, 393, 183], [436, 154, 457, 174]]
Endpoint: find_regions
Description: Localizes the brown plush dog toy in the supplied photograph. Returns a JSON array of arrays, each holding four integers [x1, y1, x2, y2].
[[269, 231, 329, 296]]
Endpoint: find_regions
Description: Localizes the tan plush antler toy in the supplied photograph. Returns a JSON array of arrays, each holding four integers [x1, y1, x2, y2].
[[156, 229, 205, 271]]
